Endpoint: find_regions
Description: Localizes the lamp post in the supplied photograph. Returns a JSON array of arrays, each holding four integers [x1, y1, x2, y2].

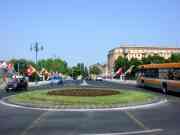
[[30, 42, 44, 83], [30, 42, 44, 65]]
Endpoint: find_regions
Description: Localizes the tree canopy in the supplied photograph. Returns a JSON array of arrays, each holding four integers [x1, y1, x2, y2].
[[170, 53, 180, 62], [37, 58, 69, 74], [8, 59, 36, 75], [114, 56, 129, 72], [142, 54, 165, 64], [70, 63, 88, 79], [8, 58, 69, 75], [113, 54, 166, 79], [89, 65, 102, 75]]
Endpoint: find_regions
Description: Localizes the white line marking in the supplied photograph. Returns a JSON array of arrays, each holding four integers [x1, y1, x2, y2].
[[0, 97, 167, 112], [125, 111, 148, 130], [80, 80, 89, 86], [20, 112, 50, 135], [82, 129, 163, 135]]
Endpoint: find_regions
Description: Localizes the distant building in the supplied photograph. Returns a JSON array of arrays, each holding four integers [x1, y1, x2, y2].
[[107, 45, 180, 75]]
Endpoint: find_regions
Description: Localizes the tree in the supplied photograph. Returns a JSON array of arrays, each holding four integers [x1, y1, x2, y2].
[[129, 58, 142, 67], [142, 54, 165, 64], [114, 56, 129, 73], [89, 65, 102, 75], [83, 66, 89, 78], [37, 58, 69, 74], [170, 53, 180, 62], [70, 63, 88, 79], [9, 59, 36, 75], [128, 58, 142, 79], [71, 66, 80, 79], [114, 57, 142, 79]]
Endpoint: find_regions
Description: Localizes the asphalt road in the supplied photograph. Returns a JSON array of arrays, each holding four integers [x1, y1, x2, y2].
[[0, 80, 180, 135]]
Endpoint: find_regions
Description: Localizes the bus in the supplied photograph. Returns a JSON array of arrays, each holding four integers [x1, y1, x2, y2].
[[137, 63, 180, 94]]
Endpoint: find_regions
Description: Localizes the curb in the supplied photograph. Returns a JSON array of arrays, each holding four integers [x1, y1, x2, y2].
[[0, 96, 167, 112], [104, 79, 137, 86]]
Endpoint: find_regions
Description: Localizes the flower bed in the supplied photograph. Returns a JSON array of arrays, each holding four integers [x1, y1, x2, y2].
[[47, 89, 120, 97]]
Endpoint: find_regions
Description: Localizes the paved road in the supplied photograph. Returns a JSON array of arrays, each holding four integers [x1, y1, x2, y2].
[[0, 80, 180, 135]]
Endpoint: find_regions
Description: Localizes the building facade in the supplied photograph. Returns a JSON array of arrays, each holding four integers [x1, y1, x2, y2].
[[108, 45, 180, 75]]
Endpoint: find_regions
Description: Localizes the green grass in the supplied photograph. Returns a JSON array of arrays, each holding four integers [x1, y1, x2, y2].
[[8, 89, 157, 107]]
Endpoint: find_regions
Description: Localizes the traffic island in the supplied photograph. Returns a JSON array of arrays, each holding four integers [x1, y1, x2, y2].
[[3, 87, 164, 110]]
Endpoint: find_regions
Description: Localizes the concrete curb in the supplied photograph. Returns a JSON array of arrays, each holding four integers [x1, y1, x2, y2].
[[104, 79, 137, 85], [0, 96, 167, 112]]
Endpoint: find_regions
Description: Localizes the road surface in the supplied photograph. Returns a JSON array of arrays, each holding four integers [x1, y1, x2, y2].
[[0, 80, 180, 135]]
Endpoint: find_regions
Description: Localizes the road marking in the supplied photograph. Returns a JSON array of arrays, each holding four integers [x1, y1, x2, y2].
[[0, 97, 167, 112], [80, 80, 89, 86], [82, 129, 163, 135], [125, 111, 148, 130], [20, 111, 50, 135]]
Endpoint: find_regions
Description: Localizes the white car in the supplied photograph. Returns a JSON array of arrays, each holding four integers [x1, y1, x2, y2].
[[96, 76, 103, 81], [65, 76, 73, 80], [48, 76, 63, 85]]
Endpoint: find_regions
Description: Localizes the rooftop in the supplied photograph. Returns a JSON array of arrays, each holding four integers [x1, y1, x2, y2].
[[109, 44, 180, 53]]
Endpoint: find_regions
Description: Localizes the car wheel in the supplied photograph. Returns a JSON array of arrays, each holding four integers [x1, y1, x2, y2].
[[14, 88, 18, 92], [24, 86, 28, 90], [6, 88, 10, 93]]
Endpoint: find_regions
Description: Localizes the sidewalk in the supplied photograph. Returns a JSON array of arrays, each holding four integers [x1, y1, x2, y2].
[[28, 81, 50, 87], [104, 79, 137, 85], [0, 81, 50, 90]]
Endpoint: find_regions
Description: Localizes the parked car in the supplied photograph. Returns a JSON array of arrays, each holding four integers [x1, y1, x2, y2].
[[48, 76, 63, 85], [5, 76, 28, 92], [96, 76, 103, 81]]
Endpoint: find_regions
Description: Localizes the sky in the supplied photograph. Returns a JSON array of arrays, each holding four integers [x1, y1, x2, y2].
[[1, 0, 180, 66]]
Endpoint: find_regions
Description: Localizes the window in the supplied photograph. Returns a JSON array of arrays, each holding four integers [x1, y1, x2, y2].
[[144, 69, 159, 78], [168, 69, 174, 80], [159, 68, 180, 80], [159, 69, 169, 80], [174, 69, 180, 80]]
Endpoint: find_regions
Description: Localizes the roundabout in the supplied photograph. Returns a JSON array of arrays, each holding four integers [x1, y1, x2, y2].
[[0, 80, 179, 135], [2, 87, 164, 111]]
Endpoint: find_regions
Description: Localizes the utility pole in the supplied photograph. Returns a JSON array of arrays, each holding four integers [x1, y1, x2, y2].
[[30, 42, 44, 65]]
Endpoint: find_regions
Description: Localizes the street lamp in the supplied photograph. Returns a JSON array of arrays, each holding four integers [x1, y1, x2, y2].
[[30, 42, 44, 83], [30, 42, 44, 64]]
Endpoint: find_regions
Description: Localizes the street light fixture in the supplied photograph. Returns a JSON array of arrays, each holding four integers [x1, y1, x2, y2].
[[30, 42, 44, 64]]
